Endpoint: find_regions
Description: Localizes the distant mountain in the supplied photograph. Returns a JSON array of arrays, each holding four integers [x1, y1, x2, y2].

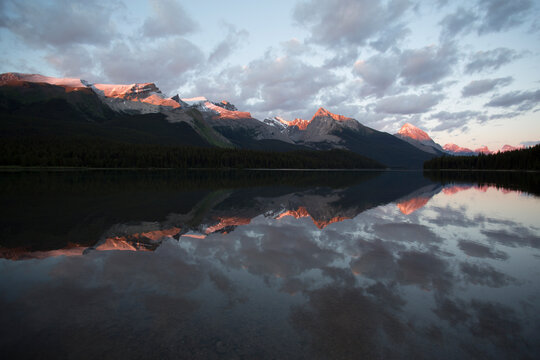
[[1, 72, 440, 168], [394, 123, 445, 155], [443, 143, 476, 155]]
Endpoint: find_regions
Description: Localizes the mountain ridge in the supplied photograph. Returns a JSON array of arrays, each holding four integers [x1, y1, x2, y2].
[[0, 72, 442, 168]]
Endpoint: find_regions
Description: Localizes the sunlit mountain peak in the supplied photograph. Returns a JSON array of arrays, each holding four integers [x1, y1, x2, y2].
[[397, 123, 431, 141], [312, 107, 353, 122]]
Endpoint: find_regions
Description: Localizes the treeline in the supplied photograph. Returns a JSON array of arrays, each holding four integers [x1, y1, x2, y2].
[[0, 137, 385, 169], [424, 145, 540, 170], [424, 170, 540, 196]]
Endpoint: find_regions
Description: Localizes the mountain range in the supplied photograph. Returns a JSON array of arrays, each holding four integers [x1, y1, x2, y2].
[[0, 72, 523, 169]]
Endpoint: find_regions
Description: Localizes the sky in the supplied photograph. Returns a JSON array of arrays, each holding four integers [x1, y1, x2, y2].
[[0, 0, 539, 150]]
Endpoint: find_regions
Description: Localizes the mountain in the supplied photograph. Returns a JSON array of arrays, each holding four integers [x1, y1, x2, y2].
[[279, 108, 435, 168], [0, 72, 439, 168], [443, 143, 476, 155], [500, 144, 524, 152], [474, 146, 492, 154], [394, 123, 445, 155]]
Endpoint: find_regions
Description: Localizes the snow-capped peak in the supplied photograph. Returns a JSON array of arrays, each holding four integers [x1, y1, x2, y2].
[[443, 143, 474, 154], [474, 146, 492, 154], [0, 72, 88, 88], [500, 144, 524, 152], [92, 83, 161, 100], [263, 117, 288, 129], [397, 123, 431, 142], [181, 96, 208, 106], [312, 107, 353, 122]]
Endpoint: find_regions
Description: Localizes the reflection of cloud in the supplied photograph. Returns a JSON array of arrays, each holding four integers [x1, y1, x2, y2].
[[482, 228, 540, 249], [458, 240, 509, 260], [397, 251, 452, 293], [433, 297, 470, 326], [290, 285, 408, 359], [460, 262, 517, 288], [470, 300, 522, 349], [349, 240, 397, 280], [373, 223, 441, 246]]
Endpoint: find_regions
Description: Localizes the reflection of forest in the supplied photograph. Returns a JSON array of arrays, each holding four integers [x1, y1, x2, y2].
[[1, 170, 538, 258]]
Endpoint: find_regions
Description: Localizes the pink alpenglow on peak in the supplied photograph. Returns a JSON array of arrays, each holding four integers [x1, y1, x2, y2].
[[397, 123, 432, 141], [312, 107, 353, 122], [0, 72, 88, 88], [443, 143, 474, 153], [93, 83, 161, 100], [289, 118, 311, 130], [203, 101, 252, 120], [500, 144, 524, 152], [475, 146, 492, 154]]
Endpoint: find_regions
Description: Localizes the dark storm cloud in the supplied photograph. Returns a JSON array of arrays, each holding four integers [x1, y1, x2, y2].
[[439, 7, 478, 41], [465, 48, 520, 74], [141, 0, 199, 38], [461, 77, 513, 97], [208, 25, 249, 64], [399, 42, 458, 85], [375, 93, 442, 114], [485, 89, 540, 110], [458, 240, 509, 260], [293, 0, 412, 50], [477, 0, 533, 34], [0, 0, 119, 47]]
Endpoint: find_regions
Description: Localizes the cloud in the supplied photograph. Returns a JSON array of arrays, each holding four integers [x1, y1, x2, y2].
[[0, 0, 119, 47], [208, 24, 249, 64], [353, 54, 400, 97], [439, 7, 478, 41], [430, 110, 486, 131], [375, 93, 442, 114], [280, 38, 311, 57], [240, 55, 342, 112], [478, 0, 533, 34], [98, 38, 204, 93], [399, 42, 458, 85], [141, 0, 198, 38], [485, 89, 540, 110], [465, 48, 520, 74], [293, 0, 412, 50], [370, 23, 411, 52], [520, 140, 540, 147], [461, 77, 513, 97]]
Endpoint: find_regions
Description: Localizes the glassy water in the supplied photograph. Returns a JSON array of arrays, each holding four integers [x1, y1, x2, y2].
[[1, 170, 539, 359]]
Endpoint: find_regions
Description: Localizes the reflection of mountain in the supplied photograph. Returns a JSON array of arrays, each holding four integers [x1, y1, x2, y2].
[[396, 183, 443, 214], [2, 170, 538, 260], [1, 170, 433, 259]]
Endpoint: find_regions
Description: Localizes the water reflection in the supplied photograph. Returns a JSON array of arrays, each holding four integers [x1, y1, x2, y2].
[[0, 170, 539, 359]]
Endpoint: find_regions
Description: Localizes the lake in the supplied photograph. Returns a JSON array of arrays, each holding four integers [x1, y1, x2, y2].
[[1, 170, 539, 359]]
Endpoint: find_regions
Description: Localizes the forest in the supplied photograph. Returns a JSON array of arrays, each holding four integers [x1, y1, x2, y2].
[[0, 136, 385, 170], [423, 145, 540, 170]]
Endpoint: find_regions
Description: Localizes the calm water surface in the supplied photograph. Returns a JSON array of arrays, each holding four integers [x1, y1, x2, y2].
[[1, 170, 539, 359]]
